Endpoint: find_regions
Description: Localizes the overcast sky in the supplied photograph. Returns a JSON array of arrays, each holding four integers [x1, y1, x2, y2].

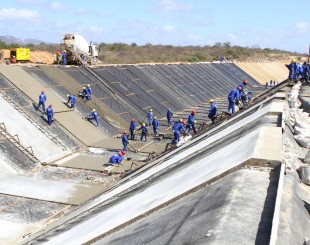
[[0, 0, 309, 53]]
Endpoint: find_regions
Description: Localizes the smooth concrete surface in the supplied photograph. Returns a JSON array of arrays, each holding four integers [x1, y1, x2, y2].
[[0, 66, 108, 146], [32, 124, 282, 244], [0, 95, 68, 163]]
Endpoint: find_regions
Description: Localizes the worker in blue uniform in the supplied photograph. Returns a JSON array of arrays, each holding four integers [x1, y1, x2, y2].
[[86, 109, 99, 127], [66, 94, 77, 108], [147, 109, 153, 126], [187, 110, 197, 134], [80, 86, 89, 100], [46, 104, 54, 126], [167, 108, 173, 126], [152, 116, 159, 136], [228, 86, 242, 114], [247, 90, 253, 102], [62, 50, 67, 65], [286, 59, 295, 81], [86, 84, 92, 101], [239, 80, 249, 106], [137, 123, 148, 142], [173, 120, 186, 144], [109, 152, 124, 166], [208, 99, 217, 124], [294, 61, 303, 81], [129, 118, 136, 140], [36, 90, 47, 112], [302, 62, 309, 83], [122, 130, 129, 151]]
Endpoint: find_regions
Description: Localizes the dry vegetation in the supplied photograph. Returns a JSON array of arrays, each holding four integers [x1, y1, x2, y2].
[[0, 39, 305, 64]]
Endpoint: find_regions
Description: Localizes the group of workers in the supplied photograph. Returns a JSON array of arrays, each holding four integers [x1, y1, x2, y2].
[[55, 50, 68, 65], [227, 80, 253, 114], [286, 59, 309, 83], [36, 90, 54, 126]]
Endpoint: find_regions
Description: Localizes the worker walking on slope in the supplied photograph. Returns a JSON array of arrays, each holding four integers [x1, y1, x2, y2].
[[86, 84, 92, 101], [187, 110, 197, 134], [46, 104, 54, 126], [173, 120, 186, 145], [208, 99, 217, 124], [152, 116, 159, 136], [137, 123, 148, 142], [147, 108, 153, 126], [36, 90, 47, 113], [66, 94, 77, 108], [122, 130, 129, 152], [62, 50, 67, 65], [86, 109, 99, 127], [109, 152, 124, 166], [129, 118, 136, 140], [228, 86, 242, 114], [167, 108, 173, 126]]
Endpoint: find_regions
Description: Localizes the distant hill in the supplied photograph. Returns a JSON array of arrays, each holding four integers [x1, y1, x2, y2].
[[0, 35, 46, 45]]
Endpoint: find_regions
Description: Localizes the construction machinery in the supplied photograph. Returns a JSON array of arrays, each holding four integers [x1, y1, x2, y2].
[[62, 34, 99, 65], [8, 48, 30, 63]]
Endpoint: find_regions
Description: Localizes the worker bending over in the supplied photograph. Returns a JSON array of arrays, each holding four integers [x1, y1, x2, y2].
[[173, 120, 186, 144], [228, 86, 242, 114], [66, 94, 77, 108], [137, 123, 148, 142], [109, 152, 124, 166], [86, 109, 99, 127]]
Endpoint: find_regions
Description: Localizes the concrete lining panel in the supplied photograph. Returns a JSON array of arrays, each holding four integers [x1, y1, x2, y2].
[[37, 125, 282, 244], [0, 66, 108, 146], [0, 95, 67, 163]]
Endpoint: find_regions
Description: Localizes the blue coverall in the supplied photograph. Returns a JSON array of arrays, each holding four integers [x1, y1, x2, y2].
[[130, 121, 136, 140], [286, 63, 295, 80], [167, 109, 173, 126], [67, 95, 77, 108], [122, 133, 129, 151], [187, 113, 197, 134], [173, 122, 186, 144], [138, 125, 148, 142], [109, 154, 124, 165], [228, 89, 241, 114], [302, 64, 309, 82], [37, 92, 47, 112], [87, 111, 99, 127], [82, 88, 89, 100], [46, 106, 54, 126], [247, 90, 253, 102], [208, 102, 217, 124], [86, 87, 92, 101], [294, 63, 303, 81], [147, 111, 153, 126], [62, 52, 67, 65], [152, 118, 159, 136]]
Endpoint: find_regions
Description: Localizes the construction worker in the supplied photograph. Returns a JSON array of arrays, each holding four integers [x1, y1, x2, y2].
[[147, 108, 153, 126], [137, 123, 148, 142], [62, 50, 67, 65], [167, 108, 173, 126], [152, 116, 159, 136], [187, 110, 197, 134], [122, 130, 129, 152], [247, 90, 253, 102], [55, 50, 61, 65], [294, 61, 303, 81], [109, 152, 124, 166], [66, 94, 77, 108], [46, 104, 54, 126], [86, 84, 92, 101], [208, 99, 217, 124], [129, 118, 136, 140], [86, 109, 99, 127], [302, 62, 309, 83], [36, 90, 47, 112], [173, 120, 186, 144], [228, 86, 242, 114], [285, 59, 295, 81], [80, 86, 89, 100], [239, 80, 249, 106]]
